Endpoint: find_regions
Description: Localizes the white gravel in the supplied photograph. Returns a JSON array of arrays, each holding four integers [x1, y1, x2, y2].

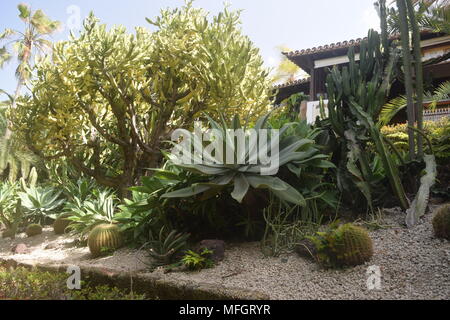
[[1, 206, 449, 300]]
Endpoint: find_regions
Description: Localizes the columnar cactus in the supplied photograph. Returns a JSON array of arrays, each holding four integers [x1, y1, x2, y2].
[[88, 224, 123, 257]]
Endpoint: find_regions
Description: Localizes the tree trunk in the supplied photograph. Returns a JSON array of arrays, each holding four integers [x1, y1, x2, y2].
[[396, 0, 417, 160]]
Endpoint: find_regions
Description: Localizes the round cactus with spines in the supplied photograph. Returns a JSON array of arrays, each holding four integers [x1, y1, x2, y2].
[[25, 224, 43, 237], [310, 223, 373, 268], [88, 224, 123, 257], [432, 204, 450, 240], [53, 213, 72, 235], [2, 229, 16, 239]]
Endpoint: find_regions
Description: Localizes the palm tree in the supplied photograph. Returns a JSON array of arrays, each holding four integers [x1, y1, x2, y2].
[[0, 4, 59, 181], [388, 0, 450, 34], [0, 3, 60, 114]]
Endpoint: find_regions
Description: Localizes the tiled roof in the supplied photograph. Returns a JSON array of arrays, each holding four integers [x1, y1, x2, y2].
[[273, 77, 310, 89], [282, 30, 444, 58], [283, 38, 367, 58]]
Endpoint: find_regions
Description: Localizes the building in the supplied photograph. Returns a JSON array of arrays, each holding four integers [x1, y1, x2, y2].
[[274, 31, 450, 123]]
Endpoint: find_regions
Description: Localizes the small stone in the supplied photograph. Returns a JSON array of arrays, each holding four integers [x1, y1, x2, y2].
[[11, 243, 29, 254], [198, 239, 225, 262], [45, 243, 59, 250]]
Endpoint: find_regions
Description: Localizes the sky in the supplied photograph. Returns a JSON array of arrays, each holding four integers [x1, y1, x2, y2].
[[0, 0, 381, 94]]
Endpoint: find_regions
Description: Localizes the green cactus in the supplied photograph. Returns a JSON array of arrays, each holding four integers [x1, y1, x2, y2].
[[2, 228, 17, 239], [53, 213, 72, 235], [309, 223, 374, 268], [432, 204, 450, 240], [88, 224, 123, 257], [25, 224, 43, 237]]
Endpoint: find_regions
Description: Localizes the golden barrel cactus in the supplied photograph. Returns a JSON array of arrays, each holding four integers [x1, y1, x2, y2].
[[25, 224, 43, 237], [311, 223, 374, 268], [432, 204, 450, 240], [88, 224, 123, 257]]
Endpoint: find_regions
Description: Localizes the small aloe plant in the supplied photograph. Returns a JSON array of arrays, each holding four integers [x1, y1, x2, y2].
[[145, 226, 190, 267]]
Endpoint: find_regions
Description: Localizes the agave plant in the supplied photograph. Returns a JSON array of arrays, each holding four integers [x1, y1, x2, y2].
[[145, 226, 190, 267], [18, 185, 64, 224], [65, 189, 119, 239], [162, 113, 333, 206]]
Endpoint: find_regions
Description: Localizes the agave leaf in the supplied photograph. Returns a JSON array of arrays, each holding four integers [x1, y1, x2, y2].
[[230, 173, 250, 203], [162, 184, 212, 198]]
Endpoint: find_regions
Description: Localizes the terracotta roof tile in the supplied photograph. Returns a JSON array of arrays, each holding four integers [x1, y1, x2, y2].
[[273, 77, 310, 89], [283, 38, 367, 58]]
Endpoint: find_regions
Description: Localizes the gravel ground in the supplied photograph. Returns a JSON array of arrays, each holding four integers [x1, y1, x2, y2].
[[0, 206, 448, 300]]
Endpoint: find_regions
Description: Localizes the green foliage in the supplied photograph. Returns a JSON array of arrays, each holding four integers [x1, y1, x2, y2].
[[18, 185, 64, 224], [308, 223, 374, 268], [87, 223, 124, 257], [387, 0, 450, 35], [261, 196, 320, 257], [0, 266, 146, 300], [0, 181, 22, 232], [382, 118, 450, 161], [379, 81, 450, 127], [0, 4, 60, 82], [432, 204, 450, 240], [163, 113, 334, 206], [318, 29, 409, 211], [12, 3, 272, 194], [65, 189, 119, 239], [25, 223, 42, 237], [181, 249, 214, 271], [145, 226, 190, 267]]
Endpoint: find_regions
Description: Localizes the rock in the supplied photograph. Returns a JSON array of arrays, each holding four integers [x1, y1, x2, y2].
[[11, 243, 29, 254], [198, 240, 225, 262], [45, 243, 59, 250], [294, 239, 316, 260]]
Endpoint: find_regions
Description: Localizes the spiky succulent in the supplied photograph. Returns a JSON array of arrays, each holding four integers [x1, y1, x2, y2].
[[25, 224, 42, 237], [146, 226, 190, 266], [309, 223, 374, 268], [87, 224, 123, 257], [163, 113, 333, 205], [432, 204, 450, 240]]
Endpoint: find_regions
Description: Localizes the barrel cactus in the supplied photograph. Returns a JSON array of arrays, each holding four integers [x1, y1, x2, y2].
[[26, 224, 43, 237], [432, 204, 450, 240], [309, 223, 374, 268], [2, 229, 16, 239], [88, 224, 123, 257], [53, 213, 72, 235]]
